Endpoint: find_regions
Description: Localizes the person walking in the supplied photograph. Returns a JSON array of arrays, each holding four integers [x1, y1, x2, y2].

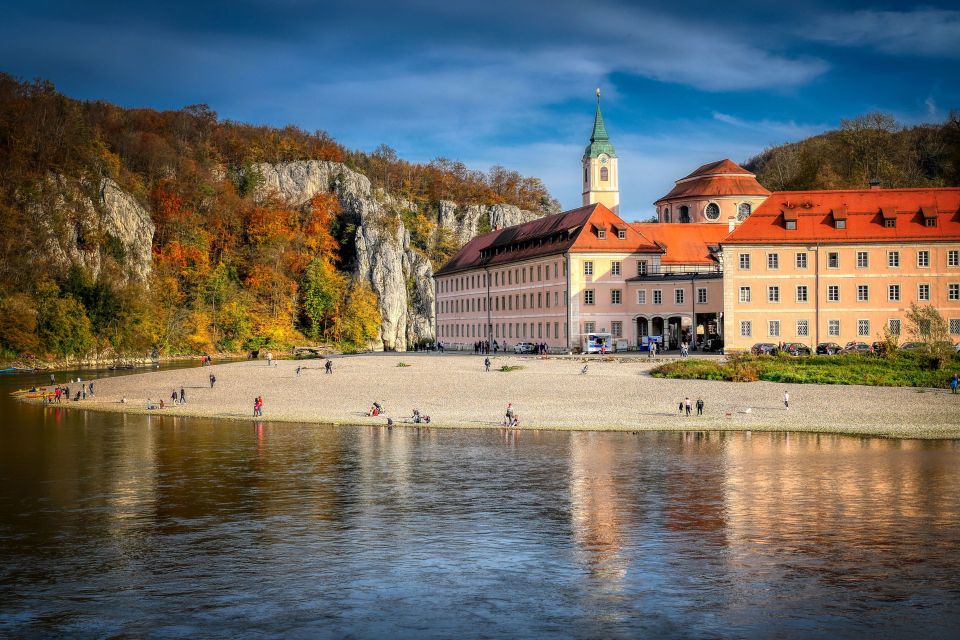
[[696, 397, 704, 416], [951, 373, 959, 395], [209, 374, 216, 388], [649, 341, 657, 359], [678, 399, 684, 415], [484, 357, 491, 372], [325, 359, 333, 374], [88, 382, 94, 397], [783, 390, 790, 409], [296, 366, 302, 377], [266, 351, 273, 367], [684, 397, 692, 416], [171, 390, 178, 406], [180, 387, 186, 404]]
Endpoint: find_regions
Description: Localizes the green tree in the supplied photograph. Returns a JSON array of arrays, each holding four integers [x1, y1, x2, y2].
[[340, 280, 381, 347], [35, 284, 94, 360], [905, 303, 953, 368], [302, 257, 346, 341]]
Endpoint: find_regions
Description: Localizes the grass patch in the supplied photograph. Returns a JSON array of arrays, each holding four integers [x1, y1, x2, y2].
[[499, 365, 525, 372], [650, 352, 960, 388], [396, 362, 411, 368]]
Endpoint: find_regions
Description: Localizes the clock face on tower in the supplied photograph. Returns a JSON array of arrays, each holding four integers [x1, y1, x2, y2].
[[599, 155, 608, 164]]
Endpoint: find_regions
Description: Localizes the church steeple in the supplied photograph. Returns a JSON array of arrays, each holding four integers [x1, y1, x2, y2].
[[582, 88, 620, 213]]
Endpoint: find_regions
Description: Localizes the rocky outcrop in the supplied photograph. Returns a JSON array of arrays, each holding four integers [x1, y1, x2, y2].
[[42, 176, 155, 283], [254, 161, 543, 351]]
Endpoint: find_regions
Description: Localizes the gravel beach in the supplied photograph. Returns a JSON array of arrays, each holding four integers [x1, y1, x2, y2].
[[27, 353, 960, 438]]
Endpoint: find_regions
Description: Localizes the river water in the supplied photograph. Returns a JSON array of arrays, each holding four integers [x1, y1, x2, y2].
[[1, 366, 958, 639]]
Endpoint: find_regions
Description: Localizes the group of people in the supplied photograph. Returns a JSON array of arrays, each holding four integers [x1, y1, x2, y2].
[[253, 396, 264, 417], [679, 341, 690, 358], [678, 397, 705, 416], [200, 354, 214, 366]]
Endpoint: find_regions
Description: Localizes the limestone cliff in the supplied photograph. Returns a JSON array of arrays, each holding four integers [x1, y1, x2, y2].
[[255, 161, 544, 351], [41, 176, 155, 284]]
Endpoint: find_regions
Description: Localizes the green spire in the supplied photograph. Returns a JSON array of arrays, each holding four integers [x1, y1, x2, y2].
[[584, 87, 616, 158]]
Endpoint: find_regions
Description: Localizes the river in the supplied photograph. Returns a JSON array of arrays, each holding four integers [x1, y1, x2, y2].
[[1, 365, 958, 639]]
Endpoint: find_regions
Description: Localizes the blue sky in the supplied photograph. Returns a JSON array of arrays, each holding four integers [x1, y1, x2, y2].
[[1, 0, 958, 217]]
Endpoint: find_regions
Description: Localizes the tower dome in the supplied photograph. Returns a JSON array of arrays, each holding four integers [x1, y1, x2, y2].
[[654, 159, 770, 224]]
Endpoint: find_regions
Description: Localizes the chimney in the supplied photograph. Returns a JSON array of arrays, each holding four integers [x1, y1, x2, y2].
[[869, 178, 881, 190]]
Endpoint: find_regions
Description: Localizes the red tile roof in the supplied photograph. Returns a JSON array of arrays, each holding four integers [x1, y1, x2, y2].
[[631, 223, 732, 264], [656, 159, 770, 203], [434, 203, 659, 276], [722, 188, 960, 245]]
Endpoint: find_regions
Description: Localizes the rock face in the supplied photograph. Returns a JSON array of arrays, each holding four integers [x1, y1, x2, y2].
[[43, 176, 155, 283], [255, 161, 544, 351]]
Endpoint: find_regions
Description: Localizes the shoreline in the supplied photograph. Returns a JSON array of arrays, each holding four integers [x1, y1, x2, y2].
[[17, 354, 960, 439]]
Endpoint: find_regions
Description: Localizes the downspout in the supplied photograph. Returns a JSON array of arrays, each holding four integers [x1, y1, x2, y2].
[[485, 267, 492, 344], [814, 243, 820, 349], [565, 252, 572, 352], [691, 273, 697, 350]]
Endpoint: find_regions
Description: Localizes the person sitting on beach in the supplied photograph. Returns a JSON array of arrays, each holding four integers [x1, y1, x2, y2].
[[159, 399, 164, 409], [422, 415, 431, 424], [387, 417, 394, 427], [367, 402, 383, 417], [412, 408, 422, 423]]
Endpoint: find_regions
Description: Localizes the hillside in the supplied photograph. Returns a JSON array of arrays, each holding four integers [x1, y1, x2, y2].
[[744, 112, 960, 191], [0, 74, 557, 361]]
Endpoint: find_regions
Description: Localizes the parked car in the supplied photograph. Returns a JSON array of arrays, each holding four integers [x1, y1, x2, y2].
[[513, 342, 536, 354], [751, 343, 778, 356], [816, 342, 842, 355], [701, 334, 724, 353], [871, 341, 888, 356], [781, 342, 812, 356], [841, 341, 873, 354], [899, 342, 926, 351]]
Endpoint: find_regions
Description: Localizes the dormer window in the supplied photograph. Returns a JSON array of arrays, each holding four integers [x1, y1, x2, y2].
[[835, 219, 846, 229], [925, 217, 937, 227], [884, 218, 896, 228], [597, 228, 606, 239], [921, 205, 938, 227], [783, 210, 798, 230], [785, 220, 797, 230], [617, 229, 626, 239], [881, 206, 897, 228]]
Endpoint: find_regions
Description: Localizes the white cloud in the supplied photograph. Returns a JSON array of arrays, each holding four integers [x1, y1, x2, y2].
[[805, 9, 960, 58], [711, 112, 829, 139]]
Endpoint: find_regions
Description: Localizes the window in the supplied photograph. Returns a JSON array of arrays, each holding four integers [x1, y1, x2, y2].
[[739, 287, 751, 303], [888, 319, 901, 336], [888, 251, 900, 268], [950, 284, 960, 301], [884, 218, 896, 228], [857, 285, 869, 301], [918, 250, 930, 268], [769, 320, 780, 337], [827, 252, 839, 268], [611, 261, 621, 276], [827, 285, 839, 302], [637, 260, 648, 276], [584, 322, 595, 334], [611, 321, 622, 338], [767, 253, 779, 269], [637, 290, 647, 304], [584, 261, 593, 276], [785, 220, 797, 230], [925, 217, 937, 228], [739, 254, 751, 270], [918, 284, 930, 301], [828, 320, 840, 337], [697, 288, 707, 304], [888, 284, 901, 302], [768, 286, 780, 303], [597, 228, 606, 239], [584, 289, 595, 305], [545, 292, 550, 308], [675, 289, 685, 304], [617, 229, 626, 240], [653, 290, 663, 305], [796, 252, 807, 269], [858, 320, 870, 337], [704, 203, 720, 221], [611, 289, 622, 305], [738, 202, 752, 221], [857, 251, 869, 268], [796, 285, 808, 303], [680, 205, 690, 223], [835, 218, 846, 230], [537, 265, 542, 281], [600, 167, 608, 182], [949, 250, 959, 267], [797, 319, 809, 337], [538, 292, 543, 308], [740, 320, 752, 337], [950, 319, 960, 335]]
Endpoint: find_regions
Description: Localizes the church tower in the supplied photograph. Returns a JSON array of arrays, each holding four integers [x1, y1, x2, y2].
[[582, 88, 619, 214]]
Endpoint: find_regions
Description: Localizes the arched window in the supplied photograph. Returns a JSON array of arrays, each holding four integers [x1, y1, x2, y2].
[[738, 202, 751, 221], [704, 203, 720, 221], [680, 205, 691, 223], [600, 167, 609, 182], [663, 208, 671, 223], [584, 166, 588, 184]]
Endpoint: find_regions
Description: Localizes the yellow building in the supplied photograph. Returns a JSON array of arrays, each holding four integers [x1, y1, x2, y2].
[[721, 188, 960, 351], [582, 89, 620, 215]]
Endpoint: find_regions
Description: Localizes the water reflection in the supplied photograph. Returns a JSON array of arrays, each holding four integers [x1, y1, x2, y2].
[[0, 370, 958, 638]]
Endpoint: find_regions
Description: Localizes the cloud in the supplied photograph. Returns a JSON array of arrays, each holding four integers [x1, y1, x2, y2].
[[805, 9, 960, 58], [711, 112, 829, 139]]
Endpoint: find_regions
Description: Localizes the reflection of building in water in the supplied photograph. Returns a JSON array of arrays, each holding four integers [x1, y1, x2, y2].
[[106, 414, 158, 536], [568, 432, 628, 584], [662, 431, 728, 539], [722, 433, 960, 544]]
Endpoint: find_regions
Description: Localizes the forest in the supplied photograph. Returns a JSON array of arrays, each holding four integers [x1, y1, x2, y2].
[[0, 73, 557, 363], [745, 111, 960, 191]]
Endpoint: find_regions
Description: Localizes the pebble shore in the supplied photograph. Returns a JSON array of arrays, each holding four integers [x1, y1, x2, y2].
[[27, 353, 960, 438]]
